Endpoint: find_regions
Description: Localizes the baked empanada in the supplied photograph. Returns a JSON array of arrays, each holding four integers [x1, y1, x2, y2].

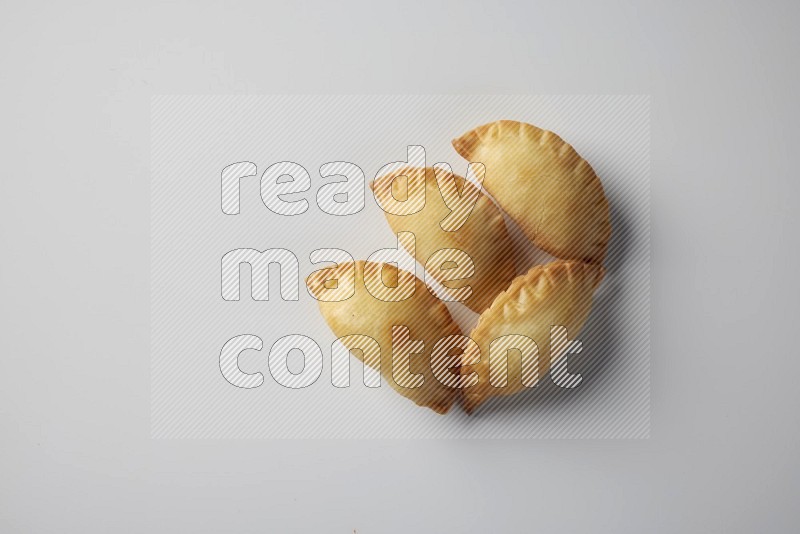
[[453, 120, 611, 263], [460, 260, 604, 414], [307, 260, 461, 413], [371, 166, 516, 313]]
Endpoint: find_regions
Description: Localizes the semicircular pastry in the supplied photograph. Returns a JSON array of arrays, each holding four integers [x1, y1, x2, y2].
[[307, 260, 462, 414], [453, 120, 611, 263], [371, 166, 516, 313], [460, 260, 605, 414]]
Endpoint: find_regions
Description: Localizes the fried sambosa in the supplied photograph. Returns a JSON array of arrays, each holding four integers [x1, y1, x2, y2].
[[371, 166, 516, 313], [460, 260, 604, 414], [453, 120, 611, 263], [307, 260, 462, 414]]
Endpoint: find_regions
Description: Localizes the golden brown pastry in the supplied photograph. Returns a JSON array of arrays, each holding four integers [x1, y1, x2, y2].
[[307, 260, 462, 414], [452, 120, 611, 263], [371, 166, 516, 313], [460, 260, 605, 414]]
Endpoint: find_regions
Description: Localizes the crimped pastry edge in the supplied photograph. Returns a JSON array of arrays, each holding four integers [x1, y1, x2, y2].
[[469, 259, 605, 350], [452, 120, 612, 264]]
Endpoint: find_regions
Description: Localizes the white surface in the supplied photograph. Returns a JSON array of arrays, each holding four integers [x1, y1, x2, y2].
[[2, 0, 799, 532], [150, 95, 650, 439]]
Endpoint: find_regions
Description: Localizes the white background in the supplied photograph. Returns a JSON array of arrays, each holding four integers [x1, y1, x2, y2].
[[150, 95, 650, 439], [2, 1, 798, 532]]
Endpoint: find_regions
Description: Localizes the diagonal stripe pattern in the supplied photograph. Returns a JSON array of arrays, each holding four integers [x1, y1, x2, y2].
[[151, 95, 650, 439]]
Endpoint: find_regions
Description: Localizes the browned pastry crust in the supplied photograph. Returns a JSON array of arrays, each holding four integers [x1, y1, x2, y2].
[[460, 260, 605, 414], [453, 120, 611, 263], [308, 260, 461, 414], [371, 166, 516, 313]]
